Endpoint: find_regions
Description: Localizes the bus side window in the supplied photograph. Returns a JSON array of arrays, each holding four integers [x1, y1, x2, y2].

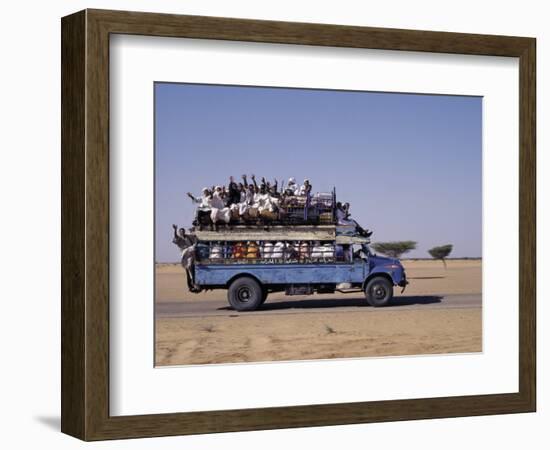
[[353, 244, 365, 260]]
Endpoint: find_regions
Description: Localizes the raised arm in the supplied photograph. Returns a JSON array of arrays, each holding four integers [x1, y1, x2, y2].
[[251, 174, 259, 192]]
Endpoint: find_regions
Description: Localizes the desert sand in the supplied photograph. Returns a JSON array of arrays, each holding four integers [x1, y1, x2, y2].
[[155, 259, 482, 366]]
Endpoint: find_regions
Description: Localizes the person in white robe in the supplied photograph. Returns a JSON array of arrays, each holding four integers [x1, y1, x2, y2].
[[335, 202, 372, 237], [298, 179, 312, 196], [285, 177, 299, 196], [238, 184, 255, 216], [187, 188, 212, 208], [210, 186, 232, 225], [336, 202, 354, 226], [187, 188, 213, 228]]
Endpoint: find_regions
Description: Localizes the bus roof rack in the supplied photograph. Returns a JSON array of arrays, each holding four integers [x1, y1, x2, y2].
[[194, 225, 336, 242]]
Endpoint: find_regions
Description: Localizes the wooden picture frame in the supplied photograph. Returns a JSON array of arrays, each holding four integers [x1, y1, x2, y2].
[[61, 9, 536, 441]]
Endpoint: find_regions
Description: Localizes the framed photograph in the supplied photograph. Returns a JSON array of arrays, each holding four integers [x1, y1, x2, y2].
[[61, 9, 536, 440]]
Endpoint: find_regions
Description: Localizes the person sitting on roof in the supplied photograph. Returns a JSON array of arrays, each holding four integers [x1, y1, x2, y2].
[[233, 181, 247, 217], [269, 178, 280, 198], [188, 188, 213, 229], [238, 181, 256, 217], [298, 178, 312, 196], [254, 185, 275, 212], [336, 202, 372, 237], [238, 182, 246, 202], [336, 202, 354, 225], [211, 186, 225, 209], [285, 177, 299, 196], [187, 188, 212, 208], [210, 186, 232, 227], [226, 176, 241, 206]]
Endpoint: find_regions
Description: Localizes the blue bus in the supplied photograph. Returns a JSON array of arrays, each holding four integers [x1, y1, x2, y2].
[[184, 225, 407, 311]]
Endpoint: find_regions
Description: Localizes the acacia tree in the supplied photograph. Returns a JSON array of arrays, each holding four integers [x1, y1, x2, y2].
[[428, 244, 453, 269], [371, 241, 417, 258]]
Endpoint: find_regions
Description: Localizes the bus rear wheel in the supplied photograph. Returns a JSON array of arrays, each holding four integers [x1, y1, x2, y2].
[[365, 276, 393, 307], [228, 277, 264, 311]]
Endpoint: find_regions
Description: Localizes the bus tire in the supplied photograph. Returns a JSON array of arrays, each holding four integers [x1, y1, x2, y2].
[[228, 277, 264, 311], [365, 276, 393, 307]]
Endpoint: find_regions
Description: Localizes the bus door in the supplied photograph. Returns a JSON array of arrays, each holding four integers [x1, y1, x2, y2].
[[350, 244, 368, 282]]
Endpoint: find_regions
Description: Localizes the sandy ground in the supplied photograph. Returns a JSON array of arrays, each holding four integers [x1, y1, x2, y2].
[[155, 259, 482, 365]]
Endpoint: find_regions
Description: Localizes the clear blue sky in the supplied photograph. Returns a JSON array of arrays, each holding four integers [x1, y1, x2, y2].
[[155, 83, 481, 262]]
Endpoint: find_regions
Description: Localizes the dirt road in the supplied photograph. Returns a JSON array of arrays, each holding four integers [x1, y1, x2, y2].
[[156, 293, 481, 318]]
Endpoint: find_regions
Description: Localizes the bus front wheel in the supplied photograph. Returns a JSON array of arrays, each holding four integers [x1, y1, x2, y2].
[[365, 276, 393, 307]]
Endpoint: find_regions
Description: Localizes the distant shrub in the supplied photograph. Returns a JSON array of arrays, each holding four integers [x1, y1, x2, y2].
[[428, 244, 453, 269], [371, 241, 417, 258]]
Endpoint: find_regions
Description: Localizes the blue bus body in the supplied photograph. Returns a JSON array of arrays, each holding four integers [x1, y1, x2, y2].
[[194, 254, 406, 290], [183, 222, 408, 310]]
